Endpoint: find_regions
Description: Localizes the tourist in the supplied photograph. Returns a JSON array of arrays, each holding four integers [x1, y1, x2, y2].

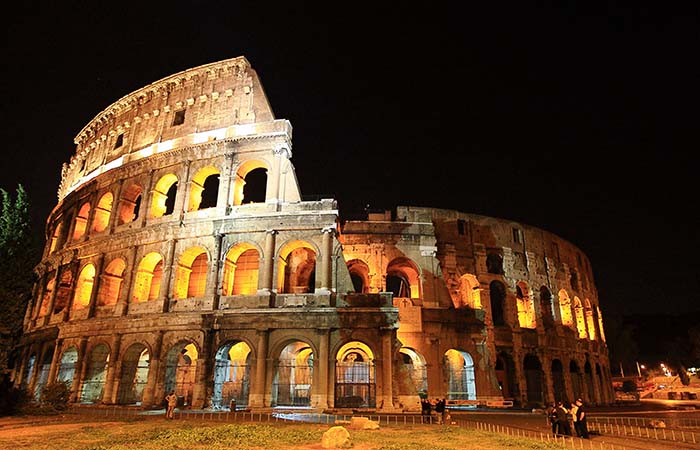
[[555, 401, 571, 435], [546, 402, 558, 435], [569, 400, 579, 436], [165, 391, 178, 419], [575, 398, 589, 438]]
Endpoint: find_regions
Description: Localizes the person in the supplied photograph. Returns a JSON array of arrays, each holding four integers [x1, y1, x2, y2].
[[555, 401, 571, 435], [574, 398, 589, 438], [421, 398, 431, 416], [165, 391, 178, 419], [546, 402, 558, 435], [569, 400, 579, 436], [434, 398, 445, 424]]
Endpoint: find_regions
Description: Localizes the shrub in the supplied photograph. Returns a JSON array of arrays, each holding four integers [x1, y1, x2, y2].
[[39, 381, 71, 411]]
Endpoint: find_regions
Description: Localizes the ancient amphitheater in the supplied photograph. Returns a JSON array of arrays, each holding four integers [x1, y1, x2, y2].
[[16, 56, 612, 411]]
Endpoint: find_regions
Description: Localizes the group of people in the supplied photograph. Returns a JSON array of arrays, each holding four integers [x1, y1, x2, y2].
[[420, 397, 449, 424], [547, 398, 589, 438]]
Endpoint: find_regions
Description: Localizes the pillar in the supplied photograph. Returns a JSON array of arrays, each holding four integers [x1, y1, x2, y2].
[[380, 329, 395, 410], [71, 337, 89, 403], [46, 338, 63, 386], [208, 233, 224, 309], [318, 226, 334, 293], [141, 331, 164, 408], [312, 328, 330, 409], [249, 329, 269, 408], [102, 333, 122, 404], [258, 230, 276, 294], [162, 239, 178, 312]]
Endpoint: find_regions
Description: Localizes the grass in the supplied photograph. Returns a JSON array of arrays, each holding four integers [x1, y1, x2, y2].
[[0, 416, 566, 450]]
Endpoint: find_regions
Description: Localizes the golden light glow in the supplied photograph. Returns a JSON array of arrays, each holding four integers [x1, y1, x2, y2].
[[232, 160, 268, 206], [132, 252, 163, 302], [347, 259, 371, 293], [558, 289, 573, 327], [118, 184, 142, 225], [49, 223, 62, 254], [174, 246, 208, 299], [72, 202, 91, 241], [187, 166, 220, 211], [459, 274, 482, 309], [573, 296, 587, 339], [97, 258, 126, 306], [222, 244, 260, 296], [516, 282, 536, 329], [584, 298, 596, 340], [386, 257, 421, 299], [91, 192, 113, 233], [73, 264, 96, 309], [336, 341, 374, 362], [277, 240, 316, 294], [596, 306, 606, 342], [149, 174, 178, 218]]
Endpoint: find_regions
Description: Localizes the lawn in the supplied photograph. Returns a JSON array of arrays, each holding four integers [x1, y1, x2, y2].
[[0, 415, 565, 450]]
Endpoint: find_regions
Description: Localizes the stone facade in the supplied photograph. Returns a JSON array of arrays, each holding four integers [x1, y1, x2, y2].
[[15, 56, 612, 411]]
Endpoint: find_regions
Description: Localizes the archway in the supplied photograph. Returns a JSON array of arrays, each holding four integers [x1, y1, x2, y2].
[[132, 252, 163, 302], [347, 259, 370, 293], [72, 202, 91, 241], [117, 184, 142, 225], [57, 347, 78, 384], [22, 353, 36, 390], [386, 257, 421, 299], [523, 354, 544, 405], [558, 290, 573, 327], [53, 270, 73, 315], [232, 160, 268, 206], [213, 341, 251, 409], [273, 341, 314, 407], [164, 342, 198, 406], [539, 286, 554, 327], [72, 264, 96, 311], [80, 344, 110, 403], [489, 281, 507, 326], [117, 344, 150, 405], [584, 361, 595, 403], [188, 166, 220, 211], [444, 349, 476, 400], [570, 360, 583, 401], [399, 348, 427, 397], [150, 174, 178, 218], [574, 297, 587, 338], [173, 247, 208, 299], [496, 352, 517, 399], [222, 244, 260, 296], [458, 274, 481, 309], [97, 258, 126, 306], [33, 347, 54, 399], [91, 192, 113, 233], [551, 359, 566, 402], [516, 281, 536, 328], [278, 241, 316, 294], [335, 341, 375, 408]]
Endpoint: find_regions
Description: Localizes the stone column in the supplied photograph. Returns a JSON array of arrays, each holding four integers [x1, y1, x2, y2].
[[47, 338, 63, 385], [318, 227, 335, 293], [208, 233, 224, 310], [43, 265, 63, 327], [192, 329, 215, 408], [107, 179, 124, 234], [249, 329, 269, 408], [312, 328, 330, 409], [267, 145, 291, 204], [541, 354, 555, 404], [380, 329, 395, 410], [116, 246, 138, 316], [141, 330, 164, 408], [71, 337, 89, 403], [512, 349, 528, 406], [102, 333, 122, 404], [161, 239, 178, 312], [258, 230, 277, 294]]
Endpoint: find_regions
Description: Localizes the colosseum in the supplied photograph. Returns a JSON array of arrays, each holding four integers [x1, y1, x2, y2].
[[15, 56, 613, 412]]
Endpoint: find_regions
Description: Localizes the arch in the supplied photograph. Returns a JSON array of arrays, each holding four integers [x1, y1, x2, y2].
[[187, 166, 221, 211], [277, 240, 316, 294], [516, 281, 536, 328], [347, 259, 370, 293], [174, 246, 209, 299], [72, 202, 91, 241], [272, 341, 314, 407], [458, 274, 481, 309], [132, 252, 163, 302], [596, 306, 606, 342], [569, 360, 583, 401], [38, 271, 56, 318], [486, 252, 504, 274], [80, 343, 110, 403], [57, 346, 78, 384], [573, 297, 587, 338], [551, 359, 566, 402], [584, 360, 595, 403], [399, 347, 427, 397], [53, 269, 74, 315], [22, 353, 37, 390], [232, 160, 269, 206], [33, 347, 55, 399], [523, 354, 544, 405], [495, 352, 517, 400], [584, 299, 596, 340], [386, 257, 421, 299], [489, 280, 507, 326], [539, 286, 555, 327], [117, 343, 150, 405], [222, 243, 260, 296], [97, 258, 126, 306], [212, 341, 252, 409], [150, 173, 178, 218], [117, 184, 142, 225], [164, 341, 198, 406], [558, 289, 573, 327], [73, 264, 96, 310], [49, 221, 62, 253], [91, 192, 113, 233], [334, 341, 376, 408], [444, 349, 476, 400]]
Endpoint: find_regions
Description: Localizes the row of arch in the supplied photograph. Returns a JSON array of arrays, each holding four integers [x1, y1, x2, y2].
[[49, 162, 269, 254], [458, 276, 605, 342]]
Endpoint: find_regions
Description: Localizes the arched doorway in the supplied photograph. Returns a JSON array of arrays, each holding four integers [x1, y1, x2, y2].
[[584, 361, 595, 403], [551, 359, 566, 402], [570, 360, 583, 401], [273, 341, 314, 407], [523, 354, 544, 406], [385, 257, 421, 299], [117, 344, 150, 405], [80, 344, 110, 403], [495, 352, 517, 400], [34, 347, 54, 399], [399, 348, 427, 397], [164, 342, 198, 407], [444, 349, 476, 400], [346, 259, 370, 293], [212, 341, 251, 409], [335, 342, 375, 408], [489, 281, 507, 326], [57, 347, 78, 384], [278, 241, 316, 294]]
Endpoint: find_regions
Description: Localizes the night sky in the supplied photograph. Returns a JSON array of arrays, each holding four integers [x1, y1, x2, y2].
[[2, 3, 698, 324]]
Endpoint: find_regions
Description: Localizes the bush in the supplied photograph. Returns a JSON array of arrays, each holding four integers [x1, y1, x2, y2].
[[39, 381, 71, 411]]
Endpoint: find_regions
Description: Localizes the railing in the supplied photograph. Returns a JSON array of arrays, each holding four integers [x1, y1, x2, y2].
[[588, 419, 699, 446]]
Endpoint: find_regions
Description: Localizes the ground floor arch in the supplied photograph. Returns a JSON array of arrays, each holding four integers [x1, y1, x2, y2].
[[117, 344, 150, 405], [444, 349, 476, 400], [80, 344, 110, 403], [212, 341, 251, 409], [523, 354, 544, 405], [399, 347, 427, 397], [334, 341, 375, 408], [495, 352, 517, 400], [57, 347, 78, 384], [33, 347, 54, 399], [164, 342, 198, 406], [551, 359, 566, 402], [272, 341, 314, 407]]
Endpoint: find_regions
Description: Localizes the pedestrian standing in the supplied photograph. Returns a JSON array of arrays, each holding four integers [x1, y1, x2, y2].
[[546, 402, 558, 435], [555, 401, 571, 435], [575, 398, 589, 439], [569, 400, 579, 436], [165, 391, 178, 419]]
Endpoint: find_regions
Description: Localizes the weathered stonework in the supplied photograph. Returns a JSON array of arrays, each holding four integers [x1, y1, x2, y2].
[[15, 56, 612, 412]]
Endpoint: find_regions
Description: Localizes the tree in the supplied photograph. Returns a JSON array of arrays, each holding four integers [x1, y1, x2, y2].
[[0, 185, 39, 373]]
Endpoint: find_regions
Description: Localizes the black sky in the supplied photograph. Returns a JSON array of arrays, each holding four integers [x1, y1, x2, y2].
[[1, 2, 698, 318]]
